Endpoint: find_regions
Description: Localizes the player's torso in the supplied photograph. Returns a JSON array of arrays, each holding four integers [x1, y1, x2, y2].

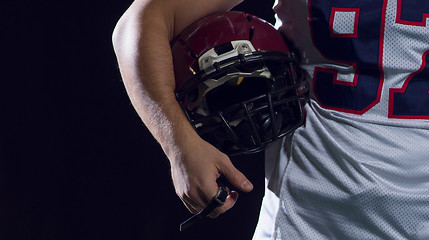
[[272, 0, 429, 238], [275, 0, 429, 122]]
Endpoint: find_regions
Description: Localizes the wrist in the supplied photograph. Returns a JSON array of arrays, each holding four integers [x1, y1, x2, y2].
[[159, 114, 201, 164]]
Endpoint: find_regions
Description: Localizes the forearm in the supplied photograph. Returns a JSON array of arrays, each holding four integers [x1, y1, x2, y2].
[[113, 0, 253, 218], [113, 0, 244, 162], [112, 0, 197, 162]]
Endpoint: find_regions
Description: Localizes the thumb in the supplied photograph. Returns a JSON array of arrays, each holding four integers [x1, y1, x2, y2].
[[220, 160, 253, 193]]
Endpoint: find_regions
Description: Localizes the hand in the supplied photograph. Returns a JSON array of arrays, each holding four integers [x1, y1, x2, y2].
[[169, 137, 254, 218]]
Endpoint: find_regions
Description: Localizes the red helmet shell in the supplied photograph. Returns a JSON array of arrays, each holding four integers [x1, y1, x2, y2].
[[172, 11, 290, 88], [171, 11, 307, 156]]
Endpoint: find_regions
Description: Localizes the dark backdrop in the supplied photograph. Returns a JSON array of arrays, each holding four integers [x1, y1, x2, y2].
[[3, 1, 275, 239]]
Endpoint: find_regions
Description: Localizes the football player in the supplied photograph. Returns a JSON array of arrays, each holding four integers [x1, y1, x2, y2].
[[113, 0, 429, 239]]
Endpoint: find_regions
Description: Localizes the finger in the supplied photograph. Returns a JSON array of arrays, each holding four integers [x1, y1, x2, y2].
[[181, 180, 219, 214], [197, 182, 219, 206], [207, 190, 239, 218], [219, 160, 253, 192]]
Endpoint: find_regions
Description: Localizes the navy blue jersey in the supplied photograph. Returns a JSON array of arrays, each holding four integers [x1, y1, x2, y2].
[[258, 0, 429, 239]]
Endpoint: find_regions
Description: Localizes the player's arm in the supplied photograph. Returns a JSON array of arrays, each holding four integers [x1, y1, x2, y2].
[[112, 0, 253, 217]]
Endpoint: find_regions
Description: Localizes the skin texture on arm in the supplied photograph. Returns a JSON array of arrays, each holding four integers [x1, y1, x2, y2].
[[112, 0, 253, 217]]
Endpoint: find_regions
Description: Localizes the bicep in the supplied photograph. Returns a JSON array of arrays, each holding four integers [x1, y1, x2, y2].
[[171, 0, 243, 38], [119, 0, 243, 40], [112, 0, 243, 90]]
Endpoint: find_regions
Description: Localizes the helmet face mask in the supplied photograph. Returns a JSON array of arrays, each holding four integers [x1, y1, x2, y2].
[[172, 11, 308, 156]]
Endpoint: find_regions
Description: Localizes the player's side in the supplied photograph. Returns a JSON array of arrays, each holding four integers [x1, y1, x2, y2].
[[271, 0, 429, 238]]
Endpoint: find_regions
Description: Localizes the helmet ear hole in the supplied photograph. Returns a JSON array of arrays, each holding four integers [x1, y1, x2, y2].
[[187, 50, 197, 59], [246, 14, 252, 22], [248, 28, 254, 41]]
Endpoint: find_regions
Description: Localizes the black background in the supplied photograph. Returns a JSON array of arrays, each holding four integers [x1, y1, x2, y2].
[[3, 0, 275, 239]]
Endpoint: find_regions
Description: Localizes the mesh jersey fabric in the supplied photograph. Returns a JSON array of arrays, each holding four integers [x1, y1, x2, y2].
[[256, 0, 429, 239]]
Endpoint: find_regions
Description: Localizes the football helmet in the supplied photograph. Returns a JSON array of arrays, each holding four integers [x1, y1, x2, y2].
[[172, 11, 308, 156]]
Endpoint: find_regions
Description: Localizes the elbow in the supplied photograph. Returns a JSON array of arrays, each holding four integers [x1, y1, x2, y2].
[[112, 0, 172, 57], [111, 23, 121, 54], [112, 12, 130, 58], [111, 0, 144, 57]]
